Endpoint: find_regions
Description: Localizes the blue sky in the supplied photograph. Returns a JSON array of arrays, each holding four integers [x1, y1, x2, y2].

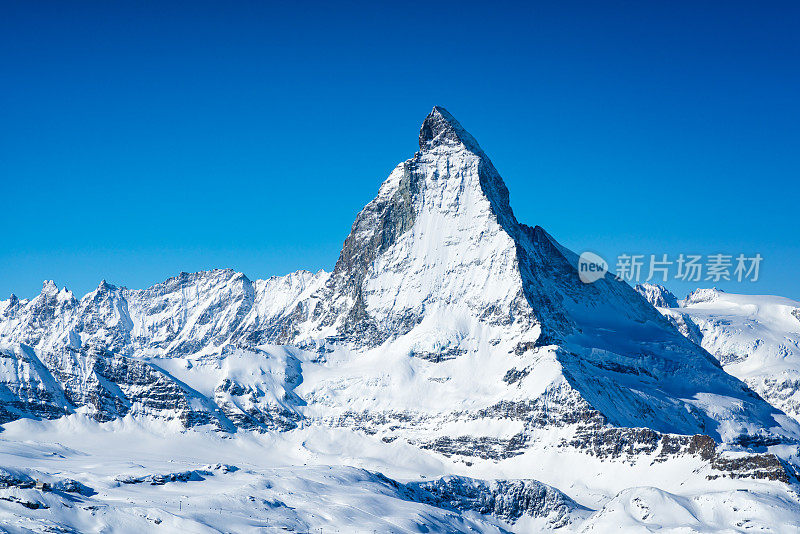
[[1, 1, 798, 301]]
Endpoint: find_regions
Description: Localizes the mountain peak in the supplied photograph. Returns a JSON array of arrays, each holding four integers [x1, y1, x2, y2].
[[418, 106, 483, 153], [635, 283, 679, 308], [42, 280, 58, 296], [684, 287, 724, 306], [96, 279, 117, 293]]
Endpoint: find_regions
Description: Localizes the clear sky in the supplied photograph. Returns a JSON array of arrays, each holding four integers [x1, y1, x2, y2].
[[1, 1, 798, 301]]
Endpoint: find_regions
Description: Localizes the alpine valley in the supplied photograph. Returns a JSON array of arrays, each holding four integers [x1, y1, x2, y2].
[[1, 108, 800, 533]]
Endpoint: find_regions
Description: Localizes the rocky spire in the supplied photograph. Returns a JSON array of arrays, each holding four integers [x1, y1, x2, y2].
[[41, 280, 59, 296], [418, 106, 484, 154]]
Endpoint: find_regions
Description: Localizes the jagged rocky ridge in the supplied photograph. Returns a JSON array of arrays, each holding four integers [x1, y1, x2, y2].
[[633, 283, 679, 308], [0, 270, 319, 431], [1, 107, 799, 491]]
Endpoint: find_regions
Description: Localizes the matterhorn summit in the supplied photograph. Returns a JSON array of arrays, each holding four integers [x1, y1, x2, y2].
[[1, 108, 800, 532], [277, 106, 535, 349], [271, 107, 798, 449]]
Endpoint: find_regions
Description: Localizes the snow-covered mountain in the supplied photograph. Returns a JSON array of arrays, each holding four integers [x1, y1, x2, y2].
[[633, 283, 680, 309], [1, 108, 799, 532], [637, 283, 800, 427]]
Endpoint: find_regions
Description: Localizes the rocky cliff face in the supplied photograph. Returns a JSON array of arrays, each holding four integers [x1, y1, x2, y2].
[[404, 475, 590, 527]]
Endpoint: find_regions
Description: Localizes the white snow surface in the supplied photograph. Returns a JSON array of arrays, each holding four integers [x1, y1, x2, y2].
[[1, 109, 799, 531], [1, 418, 799, 533]]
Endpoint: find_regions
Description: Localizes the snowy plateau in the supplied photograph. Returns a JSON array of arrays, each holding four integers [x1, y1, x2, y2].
[[1, 107, 800, 533]]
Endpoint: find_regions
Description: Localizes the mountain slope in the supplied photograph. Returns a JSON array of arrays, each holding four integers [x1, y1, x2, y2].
[[638, 283, 800, 424]]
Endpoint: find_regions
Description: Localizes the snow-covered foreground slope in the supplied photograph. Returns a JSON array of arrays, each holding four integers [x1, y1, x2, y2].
[[1, 108, 800, 531], [1, 418, 799, 533], [637, 284, 800, 425]]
